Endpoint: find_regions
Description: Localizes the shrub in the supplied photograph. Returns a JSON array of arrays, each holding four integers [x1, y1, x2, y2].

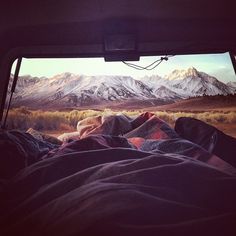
[[6, 108, 236, 135]]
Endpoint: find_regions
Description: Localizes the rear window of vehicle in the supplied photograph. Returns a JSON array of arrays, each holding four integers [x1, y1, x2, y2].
[[4, 52, 236, 138]]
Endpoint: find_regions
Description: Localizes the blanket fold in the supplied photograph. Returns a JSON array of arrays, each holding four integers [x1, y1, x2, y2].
[[1, 112, 236, 236]]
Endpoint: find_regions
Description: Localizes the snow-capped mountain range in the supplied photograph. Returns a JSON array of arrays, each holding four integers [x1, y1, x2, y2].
[[10, 67, 236, 108]]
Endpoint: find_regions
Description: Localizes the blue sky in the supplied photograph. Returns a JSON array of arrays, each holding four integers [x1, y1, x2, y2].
[[12, 52, 236, 83]]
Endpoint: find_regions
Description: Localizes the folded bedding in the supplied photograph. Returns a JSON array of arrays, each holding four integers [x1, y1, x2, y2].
[[175, 117, 236, 166], [0, 112, 236, 236], [0, 130, 59, 179]]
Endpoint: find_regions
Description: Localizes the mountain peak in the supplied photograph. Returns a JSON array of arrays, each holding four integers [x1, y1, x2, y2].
[[167, 67, 199, 81], [188, 66, 197, 72], [188, 66, 197, 70], [187, 67, 198, 76]]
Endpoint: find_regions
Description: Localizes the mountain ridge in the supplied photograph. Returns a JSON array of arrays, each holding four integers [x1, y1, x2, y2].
[[9, 67, 235, 109]]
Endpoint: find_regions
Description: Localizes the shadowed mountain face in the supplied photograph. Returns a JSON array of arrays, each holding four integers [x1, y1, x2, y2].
[[9, 67, 236, 109], [227, 81, 236, 89]]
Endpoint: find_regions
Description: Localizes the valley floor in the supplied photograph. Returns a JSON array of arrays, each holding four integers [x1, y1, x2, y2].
[[5, 94, 236, 138], [6, 107, 236, 138]]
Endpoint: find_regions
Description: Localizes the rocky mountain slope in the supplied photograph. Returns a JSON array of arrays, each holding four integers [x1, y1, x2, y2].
[[9, 67, 235, 109]]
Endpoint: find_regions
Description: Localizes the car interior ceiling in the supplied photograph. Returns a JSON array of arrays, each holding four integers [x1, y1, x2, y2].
[[0, 1, 236, 120], [1, 2, 236, 235]]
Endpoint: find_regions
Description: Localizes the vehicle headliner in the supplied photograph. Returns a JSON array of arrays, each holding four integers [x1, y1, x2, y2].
[[0, 0, 235, 121]]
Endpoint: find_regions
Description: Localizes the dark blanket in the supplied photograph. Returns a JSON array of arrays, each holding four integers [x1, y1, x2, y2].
[[0, 130, 58, 179], [1, 113, 236, 236], [175, 117, 236, 167]]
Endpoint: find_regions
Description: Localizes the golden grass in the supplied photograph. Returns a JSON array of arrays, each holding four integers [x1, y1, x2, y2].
[[6, 107, 236, 137]]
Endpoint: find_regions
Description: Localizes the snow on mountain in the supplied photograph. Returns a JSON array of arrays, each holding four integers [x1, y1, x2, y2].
[[11, 73, 157, 107], [140, 67, 234, 98], [227, 81, 236, 91], [140, 75, 164, 88], [166, 67, 199, 81], [164, 67, 234, 97], [153, 86, 183, 99], [10, 68, 235, 108]]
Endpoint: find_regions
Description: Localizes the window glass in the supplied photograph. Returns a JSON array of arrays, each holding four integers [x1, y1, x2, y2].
[[6, 52, 236, 138]]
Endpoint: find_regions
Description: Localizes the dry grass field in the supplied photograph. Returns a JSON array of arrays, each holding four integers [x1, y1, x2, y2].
[[6, 106, 236, 138]]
